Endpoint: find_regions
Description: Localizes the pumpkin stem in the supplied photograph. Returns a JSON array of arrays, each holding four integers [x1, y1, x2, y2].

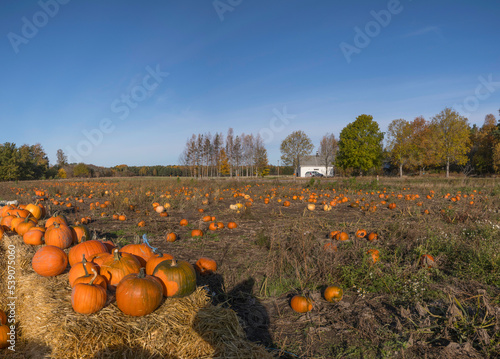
[[138, 267, 146, 278], [142, 234, 158, 252], [82, 259, 90, 277], [81, 254, 87, 265], [113, 248, 121, 261], [171, 258, 177, 267], [89, 268, 98, 286]]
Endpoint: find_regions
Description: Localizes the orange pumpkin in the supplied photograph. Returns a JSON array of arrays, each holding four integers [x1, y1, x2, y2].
[[44, 222, 74, 249], [335, 232, 349, 241], [0, 324, 10, 349], [72, 267, 107, 289], [71, 270, 107, 314], [290, 295, 313, 313], [0, 310, 6, 325], [165, 232, 177, 242], [195, 257, 217, 275], [116, 268, 164, 316], [367, 232, 378, 241], [420, 254, 435, 268], [367, 249, 380, 263], [68, 254, 98, 287], [191, 229, 204, 238], [68, 239, 108, 267], [324, 286, 343, 302], [32, 245, 68, 277], [99, 249, 141, 289], [120, 242, 156, 267], [355, 229, 367, 238], [15, 215, 36, 236], [23, 228, 44, 245], [45, 213, 68, 228], [145, 252, 174, 275]]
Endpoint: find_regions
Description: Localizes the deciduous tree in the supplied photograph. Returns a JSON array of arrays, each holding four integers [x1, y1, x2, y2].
[[386, 119, 413, 177], [319, 133, 338, 176], [336, 114, 384, 175], [430, 108, 471, 177], [57, 149, 68, 167], [73, 163, 91, 178], [280, 131, 314, 175]]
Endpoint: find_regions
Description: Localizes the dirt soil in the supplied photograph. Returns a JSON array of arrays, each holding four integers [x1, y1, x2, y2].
[[1, 177, 499, 358]]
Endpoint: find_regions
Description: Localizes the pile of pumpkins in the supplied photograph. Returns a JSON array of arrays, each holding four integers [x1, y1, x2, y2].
[[0, 202, 217, 317]]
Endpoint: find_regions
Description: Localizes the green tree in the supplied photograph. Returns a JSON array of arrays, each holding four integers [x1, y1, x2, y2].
[[73, 163, 91, 178], [280, 130, 314, 175], [430, 108, 471, 177], [336, 114, 384, 175], [0, 143, 20, 181], [253, 136, 269, 177]]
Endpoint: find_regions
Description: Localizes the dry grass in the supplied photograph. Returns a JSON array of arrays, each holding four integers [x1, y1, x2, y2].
[[0, 234, 271, 359]]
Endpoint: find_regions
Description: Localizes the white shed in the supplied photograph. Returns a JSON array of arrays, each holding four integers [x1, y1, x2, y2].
[[298, 155, 334, 177]]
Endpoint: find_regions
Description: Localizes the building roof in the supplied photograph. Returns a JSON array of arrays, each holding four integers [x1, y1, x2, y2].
[[299, 155, 333, 167]]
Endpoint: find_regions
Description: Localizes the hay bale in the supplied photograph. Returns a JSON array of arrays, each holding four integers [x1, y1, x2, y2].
[[1, 235, 272, 358]]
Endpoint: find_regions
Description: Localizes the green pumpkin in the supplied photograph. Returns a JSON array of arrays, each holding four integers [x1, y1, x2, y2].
[[152, 259, 196, 297]]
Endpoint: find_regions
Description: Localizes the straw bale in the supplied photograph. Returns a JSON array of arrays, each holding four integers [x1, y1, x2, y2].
[[1, 235, 272, 358]]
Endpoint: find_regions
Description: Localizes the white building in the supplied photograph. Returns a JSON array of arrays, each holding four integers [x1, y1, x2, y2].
[[298, 155, 334, 177]]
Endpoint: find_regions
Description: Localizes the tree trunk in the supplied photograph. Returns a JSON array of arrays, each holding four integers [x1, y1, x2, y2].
[[446, 158, 450, 178], [399, 164, 403, 178]]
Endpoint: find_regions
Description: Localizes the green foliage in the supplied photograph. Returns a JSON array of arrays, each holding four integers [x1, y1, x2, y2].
[[0, 142, 49, 181], [336, 114, 384, 175], [73, 163, 91, 177], [254, 144, 269, 177], [471, 114, 498, 174]]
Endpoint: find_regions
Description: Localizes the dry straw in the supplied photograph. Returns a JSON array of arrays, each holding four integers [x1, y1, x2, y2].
[[1, 235, 272, 358]]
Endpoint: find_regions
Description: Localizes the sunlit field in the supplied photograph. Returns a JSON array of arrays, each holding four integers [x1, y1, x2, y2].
[[1, 176, 499, 358]]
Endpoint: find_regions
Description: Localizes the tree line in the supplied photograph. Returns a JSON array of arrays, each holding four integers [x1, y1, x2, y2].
[[2, 107, 499, 181], [179, 129, 270, 177], [278, 108, 500, 177]]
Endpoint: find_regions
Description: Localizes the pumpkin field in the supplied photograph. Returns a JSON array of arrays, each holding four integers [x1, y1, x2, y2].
[[0, 176, 499, 358]]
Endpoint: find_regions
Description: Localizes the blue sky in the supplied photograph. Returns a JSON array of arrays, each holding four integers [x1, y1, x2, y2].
[[1, 0, 499, 166]]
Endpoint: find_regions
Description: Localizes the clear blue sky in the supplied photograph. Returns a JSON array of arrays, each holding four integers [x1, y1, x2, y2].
[[1, 0, 499, 166]]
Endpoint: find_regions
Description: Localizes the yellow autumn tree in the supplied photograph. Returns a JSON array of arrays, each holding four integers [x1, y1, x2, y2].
[[219, 149, 230, 176], [57, 168, 67, 179], [430, 108, 471, 177], [386, 118, 413, 177]]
